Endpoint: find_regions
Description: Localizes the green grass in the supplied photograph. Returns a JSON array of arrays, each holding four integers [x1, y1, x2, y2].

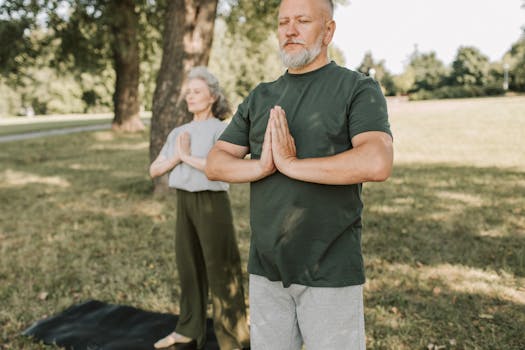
[[1, 96, 524, 349]]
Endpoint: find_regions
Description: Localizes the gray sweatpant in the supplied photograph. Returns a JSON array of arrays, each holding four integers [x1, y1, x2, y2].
[[249, 274, 366, 350]]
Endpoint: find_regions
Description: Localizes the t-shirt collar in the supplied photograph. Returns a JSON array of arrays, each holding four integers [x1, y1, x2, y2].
[[284, 61, 336, 81]]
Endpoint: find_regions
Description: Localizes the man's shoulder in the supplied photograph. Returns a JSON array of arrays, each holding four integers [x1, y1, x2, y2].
[[327, 63, 365, 81], [252, 75, 286, 93], [329, 64, 384, 97]]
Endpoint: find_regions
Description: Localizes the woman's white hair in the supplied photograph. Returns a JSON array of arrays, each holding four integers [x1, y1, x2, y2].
[[187, 66, 231, 120]]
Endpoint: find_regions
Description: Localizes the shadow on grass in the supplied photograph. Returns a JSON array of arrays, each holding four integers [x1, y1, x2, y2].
[[362, 163, 525, 349], [365, 284, 525, 349], [364, 163, 525, 277]]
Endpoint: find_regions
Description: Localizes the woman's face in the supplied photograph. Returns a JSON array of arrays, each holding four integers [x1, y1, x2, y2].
[[185, 78, 215, 115]]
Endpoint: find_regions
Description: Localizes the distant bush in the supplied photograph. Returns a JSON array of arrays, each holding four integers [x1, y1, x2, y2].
[[0, 79, 21, 117], [409, 84, 505, 101]]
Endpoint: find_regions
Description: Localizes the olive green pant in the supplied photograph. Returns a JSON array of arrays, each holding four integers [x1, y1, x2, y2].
[[174, 189, 250, 349]]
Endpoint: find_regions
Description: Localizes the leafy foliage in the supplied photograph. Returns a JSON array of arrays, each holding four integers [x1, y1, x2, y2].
[[357, 52, 396, 96], [209, 19, 282, 108], [0, 18, 35, 75], [505, 35, 525, 91], [451, 46, 490, 86], [0, 27, 114, 117], [1, 0, 523, 116], [407, 51, 448, 92], [0, 0, 163, 117]]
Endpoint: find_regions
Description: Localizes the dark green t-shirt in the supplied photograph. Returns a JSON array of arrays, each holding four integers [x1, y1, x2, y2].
[[219, 62, 392, 287]]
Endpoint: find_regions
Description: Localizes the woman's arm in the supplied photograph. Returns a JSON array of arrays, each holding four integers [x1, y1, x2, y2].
[[149, 146, 181, 179], [177, 132, 207, 171]]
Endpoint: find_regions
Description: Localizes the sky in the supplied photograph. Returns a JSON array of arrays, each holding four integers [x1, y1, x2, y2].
[[332, 0, 524, 74]]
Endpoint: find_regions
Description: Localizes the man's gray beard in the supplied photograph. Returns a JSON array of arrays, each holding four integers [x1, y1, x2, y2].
[[280, 43, 322, 70]]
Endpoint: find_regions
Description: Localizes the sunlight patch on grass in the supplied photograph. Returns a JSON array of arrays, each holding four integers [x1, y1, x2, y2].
[[425, 178, 461, 189], [388, 177, 406, 185], [420, 264, 525, 305], [93, 131, 116, 141], [369, 196, 415, 214], [478, 228, 506, 238], [132, 201, 165, 219], [368, 261, 525, 306], [368, 305, 407, 331], [435, 191, 484, 207], [69, 163, 110, 171], [0, 169, 70, 188], [369, 204, 407, 214], [392, 197, 415, 205], [56, 196, 166, 223]]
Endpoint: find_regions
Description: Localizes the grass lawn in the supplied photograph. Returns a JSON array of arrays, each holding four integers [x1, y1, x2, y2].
[[1, 96, 524, 349]]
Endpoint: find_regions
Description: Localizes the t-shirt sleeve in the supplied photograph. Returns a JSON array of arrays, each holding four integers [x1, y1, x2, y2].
[[218, 95, 251, 148], [347, 77, 392, 140], [214, 121, 228, 143], [159, 129, 178, 159]]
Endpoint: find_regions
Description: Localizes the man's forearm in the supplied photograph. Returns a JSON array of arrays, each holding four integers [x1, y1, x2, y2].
[[181, 155, 206, 172], [280, 136, 393, 185], [205, 148, 270, 183]]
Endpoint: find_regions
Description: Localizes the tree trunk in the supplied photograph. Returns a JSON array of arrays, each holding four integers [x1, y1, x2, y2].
[[150, 0, 218, 192], [110, 0, 145, 132]]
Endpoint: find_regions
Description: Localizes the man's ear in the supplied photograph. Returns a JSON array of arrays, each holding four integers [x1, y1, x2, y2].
[[323, 20, 336, 46]]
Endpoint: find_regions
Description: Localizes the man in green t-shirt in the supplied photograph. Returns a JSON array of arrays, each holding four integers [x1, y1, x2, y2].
[[206, 0, 393, 348]]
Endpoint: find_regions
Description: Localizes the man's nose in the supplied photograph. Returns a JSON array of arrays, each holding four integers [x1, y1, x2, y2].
[[285, 21, 299, 37]]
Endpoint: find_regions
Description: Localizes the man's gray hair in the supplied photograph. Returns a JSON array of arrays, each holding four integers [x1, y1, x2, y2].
[[187, 66, 231, 120], [279, 0, 333, 17], [325, 0, 334, 18]]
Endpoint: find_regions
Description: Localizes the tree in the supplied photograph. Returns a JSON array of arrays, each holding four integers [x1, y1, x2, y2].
[[357, 52, 375, 76], [504, 32, 525, 91], [0, 17, 36, 76], [357, 52, 396, 95], [108, 1, 142, 131], [150, 0, 219, 191], [209, 18, 282, 108], [393, 68, 415, 95], [0, 0, 162, 131], [451, 46, 490, 86], [50, 0, 162, 131], [407, 51, 448, 92]]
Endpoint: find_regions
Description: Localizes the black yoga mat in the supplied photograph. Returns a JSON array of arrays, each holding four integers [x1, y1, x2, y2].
[[22, 300, 220, 350]]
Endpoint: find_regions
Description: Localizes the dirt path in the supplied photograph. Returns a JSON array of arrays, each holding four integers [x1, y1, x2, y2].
[[0, 123, 112, 143]]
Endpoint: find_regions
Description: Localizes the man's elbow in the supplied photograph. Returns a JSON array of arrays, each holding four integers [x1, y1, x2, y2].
[[204, 153, 220, 181], [370, 164, 392, 182], [369, 153, 393, 182], [204, 163, 218, 181]]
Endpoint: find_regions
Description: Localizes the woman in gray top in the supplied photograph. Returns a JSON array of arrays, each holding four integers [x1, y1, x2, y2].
[[149, 67, 249, 350]]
